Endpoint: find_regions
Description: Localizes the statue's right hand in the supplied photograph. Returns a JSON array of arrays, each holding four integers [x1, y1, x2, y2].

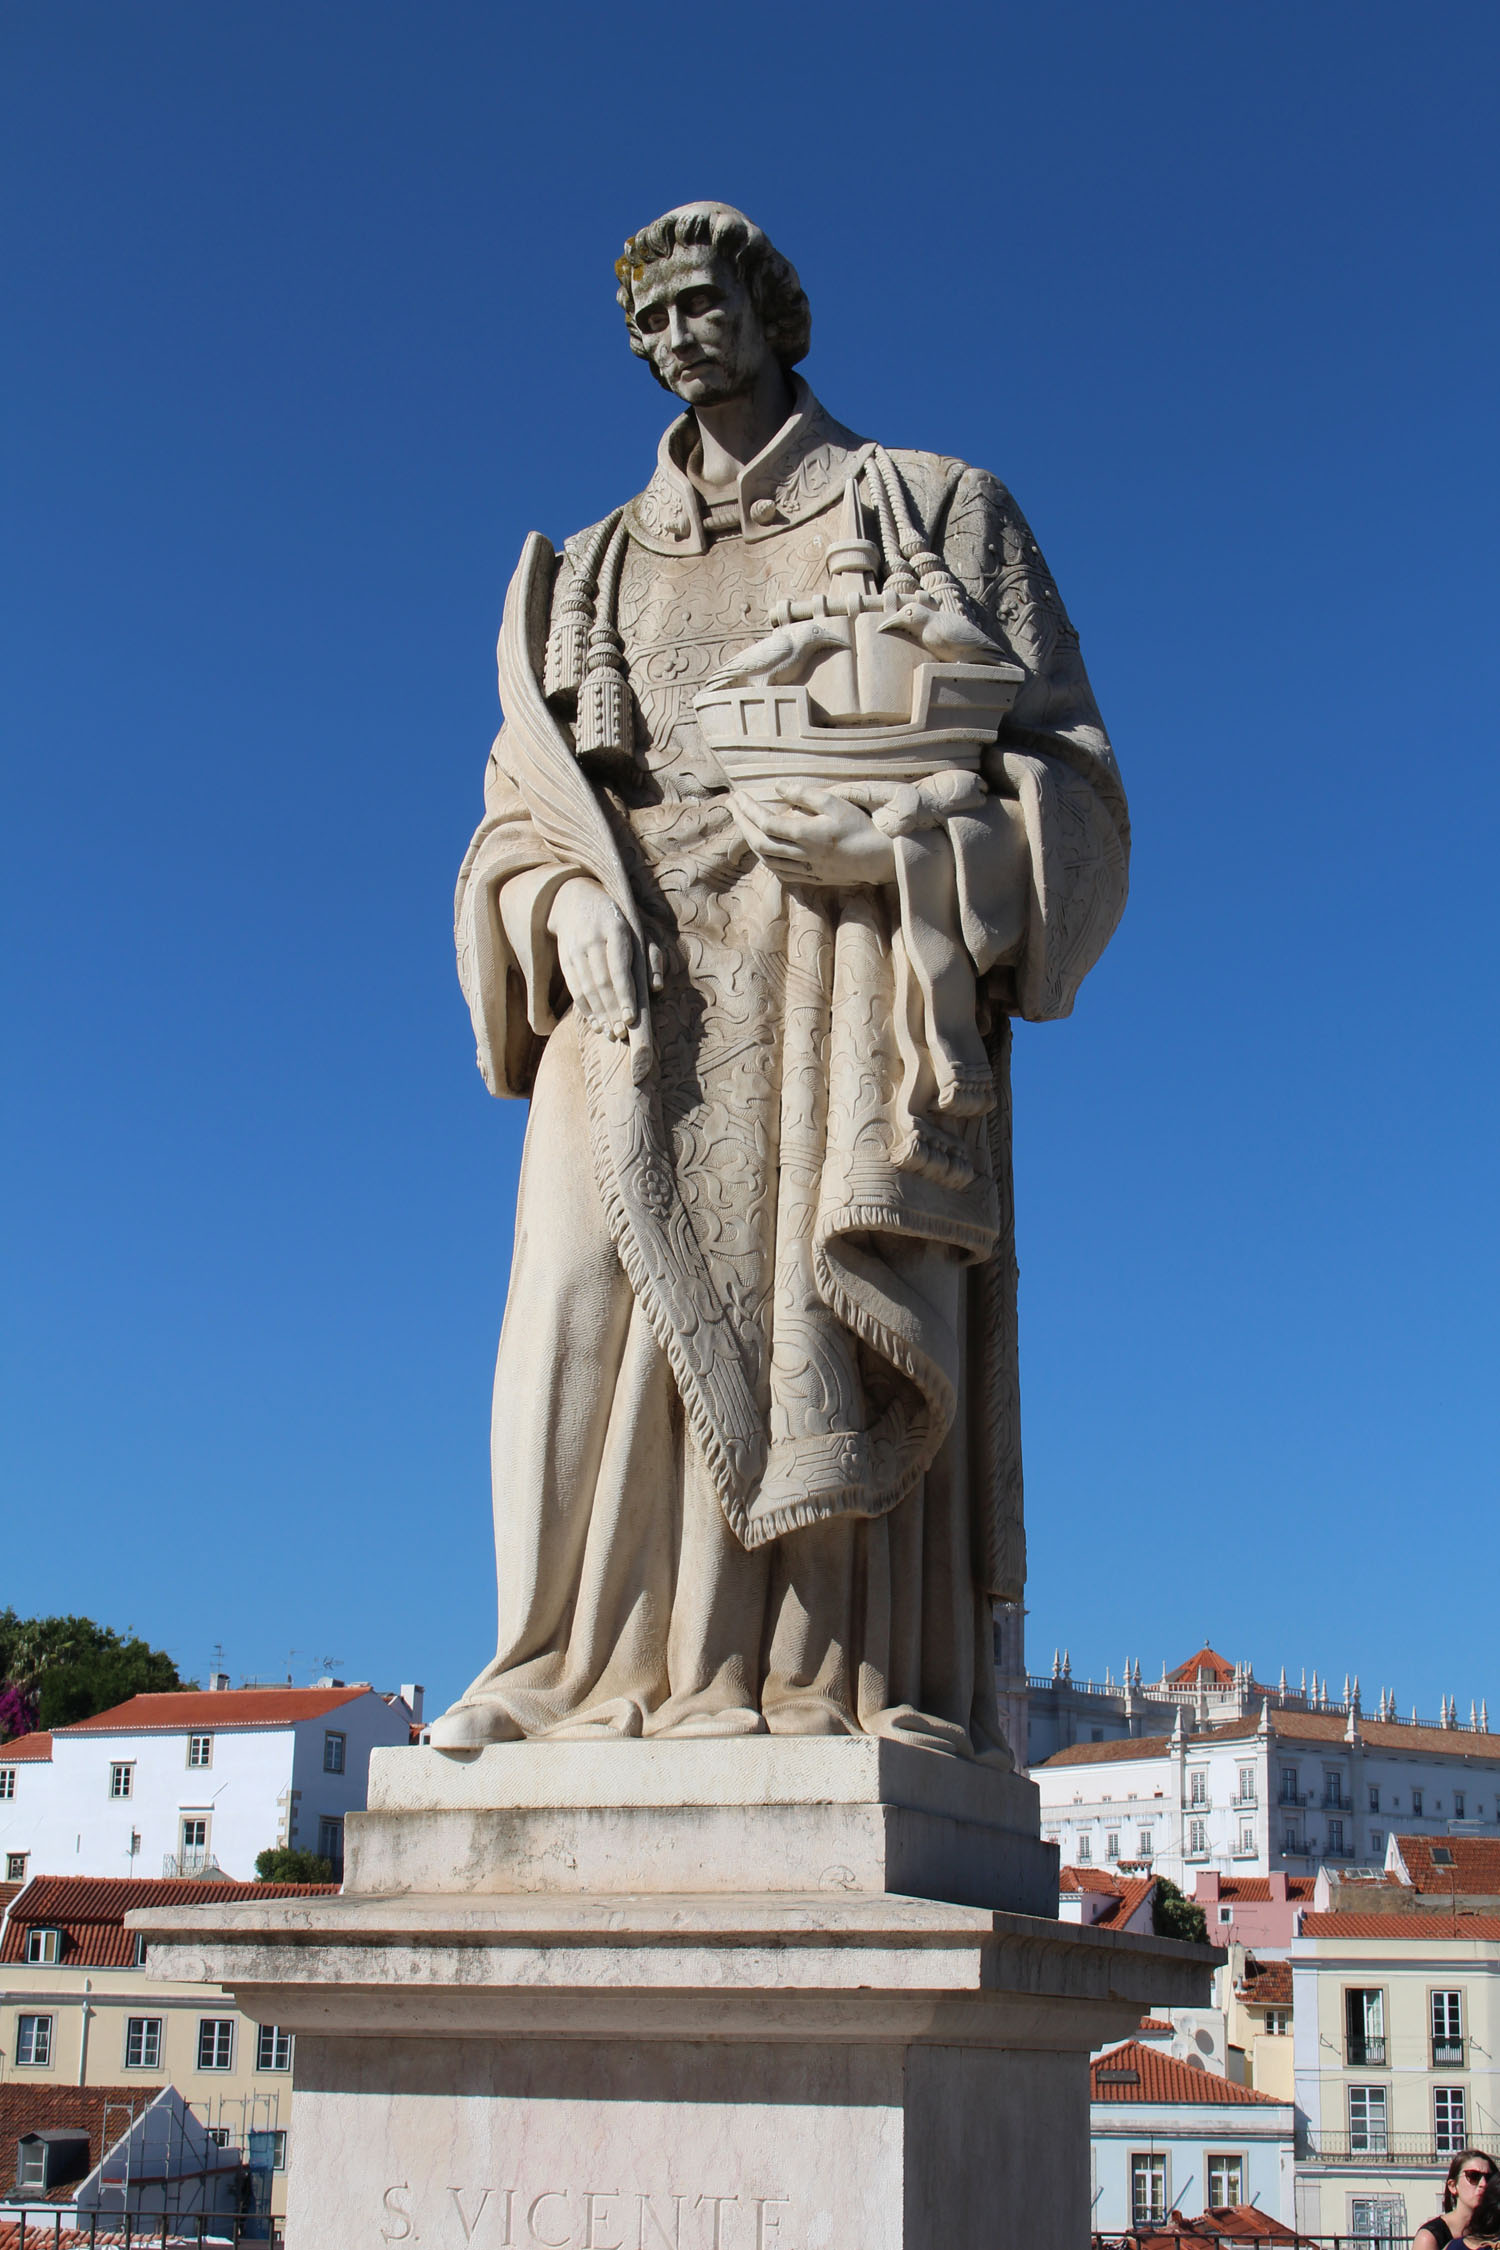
[[546, 877, 639, 1041]]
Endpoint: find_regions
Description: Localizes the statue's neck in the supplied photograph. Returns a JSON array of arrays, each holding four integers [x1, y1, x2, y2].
[[691, 362, 795, 493]]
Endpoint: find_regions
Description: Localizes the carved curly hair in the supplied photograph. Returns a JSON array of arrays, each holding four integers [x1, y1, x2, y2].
[[615, 203, 811, 382]]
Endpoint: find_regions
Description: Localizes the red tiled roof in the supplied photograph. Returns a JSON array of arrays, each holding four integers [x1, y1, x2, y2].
[[1041, 1703, 1500, 1768], [0, 2084, 159, 2201], [0, 1730, 53, 1761], [1040, 1731, 1175, 1767], [1302, 1911, 1500, 1940], [1137, 2210, 1300, 2245], [1166, 1645, 1239, 1686], [1089, 2040, 1285, 2106], [2, 1874, 338, 1966], [1237, 1957, 1292, 2007], [1139, 2016, 1173, 2033], [59, 1686, 369, 1733], [1060, 1865, 1121, 1892], [1210, 1876, 1316, 1903], [1095, 1875, 1155, 1929], [1394, 1834, 1500, 1895], [0, 1882, 23, 1918]]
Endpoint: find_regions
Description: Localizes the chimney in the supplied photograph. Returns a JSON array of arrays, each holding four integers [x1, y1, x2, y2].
[[400, 1684, 425, 1724], [1268, 1872, 1289, 1902], [209, 1672, 230, 1693]]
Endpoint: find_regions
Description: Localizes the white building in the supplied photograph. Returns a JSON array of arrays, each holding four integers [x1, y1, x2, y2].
[[1034, 1699, 1500, 1891], [0, 1681, 422, 1884], [1089, 2036, 1295, 2230]]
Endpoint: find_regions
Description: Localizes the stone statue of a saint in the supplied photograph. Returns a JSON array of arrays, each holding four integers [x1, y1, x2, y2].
[[431, 204, 1128, 1758]]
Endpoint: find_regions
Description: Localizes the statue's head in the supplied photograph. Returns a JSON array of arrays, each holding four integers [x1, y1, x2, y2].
[[615, 203, 811, 405]]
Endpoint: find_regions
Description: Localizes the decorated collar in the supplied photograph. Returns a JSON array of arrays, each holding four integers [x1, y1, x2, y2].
[[623, 377, 873, 555]]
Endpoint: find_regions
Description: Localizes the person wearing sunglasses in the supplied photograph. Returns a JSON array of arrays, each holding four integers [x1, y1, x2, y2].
[[1417, 2149, 1500, 2247]]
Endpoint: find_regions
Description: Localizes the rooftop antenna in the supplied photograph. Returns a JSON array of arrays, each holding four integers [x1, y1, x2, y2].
[[320, 1654, 345, 1679], [286, 1649, 302, 1686]]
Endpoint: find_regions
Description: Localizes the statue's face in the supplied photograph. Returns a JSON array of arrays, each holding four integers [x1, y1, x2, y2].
[[630, 248, 773, 406]]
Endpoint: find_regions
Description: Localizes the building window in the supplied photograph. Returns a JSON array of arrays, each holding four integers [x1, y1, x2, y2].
[[1371, 1829, 1384, 1857], [1280, 1765, 1299, 1805], [1189, 1770, 1208, 1806], [1350, 2198, 1404, 2242], [0, 1767, 15, 1800], [187, 1734, 213, 1769], [323, 1731, 346, 1775], [1188, 1817, 1208, 1855], [1264, 2009, 1291, 2036], [125, 2017, 163, 2070], [6, 1850, 28, 1881], [1077, 1833, 1092, 1861], [1218, 1905, 1234, 1925], [205, 2127, 232, 2150], [1348, 2083, 1388, 2154], [1324, 1770, 1345, 1809], [24, 1927, 61, 1965], [1239, 1820, 1255, 1853], [1131, 2153, 1167, 2225], [1137, 1830, 1153, 1858], [1412, 1788, 1424, 1816], [1328, 1816, 1346, 1855], [317, 1815, 344, 1871], [1435, 2086, 1467, 2154], [1106, 1831, 1120, 1858], [1368, 1784, 1379, 1812], [1455, 1791, 1466, 1819], [1432, 1991, 1465, 2067], [197, 2019, 235, 2071], [1237, 1765, 1255, 1805], [16, 2014, 53, 2067], [256, 2024, 293, 2072], [1346, 1988, 1386, 2067], [1207, 2154, 1244, 2204], [270, 2130, 288, 2172], [180, 1816, 210, 1872], [133, 1932, 149, 1967]]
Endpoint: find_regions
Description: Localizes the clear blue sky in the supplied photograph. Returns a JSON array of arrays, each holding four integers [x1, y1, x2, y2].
[[4, 3, 1497, 1725]]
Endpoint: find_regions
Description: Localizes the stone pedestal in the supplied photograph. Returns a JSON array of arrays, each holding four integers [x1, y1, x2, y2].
[[132, 1743, 1216, 2250]]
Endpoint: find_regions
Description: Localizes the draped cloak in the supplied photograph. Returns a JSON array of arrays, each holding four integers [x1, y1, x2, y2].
[[445, 381, 1129, 1755]]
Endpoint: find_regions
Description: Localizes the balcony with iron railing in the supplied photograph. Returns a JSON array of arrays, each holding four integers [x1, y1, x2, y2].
[[1345, 2034, 1387, 2066], [1305, 2129, 1468, 2166], [161, 1846, 221, 1877], [1433, 2036, 1465, 2067]]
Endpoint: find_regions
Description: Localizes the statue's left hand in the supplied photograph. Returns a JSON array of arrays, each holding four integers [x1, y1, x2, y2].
[[732, 785, 897, 887]]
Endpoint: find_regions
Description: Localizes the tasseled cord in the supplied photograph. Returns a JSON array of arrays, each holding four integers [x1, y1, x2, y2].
[[543, 507, 624, 704], [573, 515, 635, 769], [866, 449, 967, 615]]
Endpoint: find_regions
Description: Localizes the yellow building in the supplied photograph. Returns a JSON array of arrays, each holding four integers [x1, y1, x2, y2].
[[1292, 1908, 1500, 2238], [1220, 1943, 1296, 2098], [0, 1874, 335, 2225]]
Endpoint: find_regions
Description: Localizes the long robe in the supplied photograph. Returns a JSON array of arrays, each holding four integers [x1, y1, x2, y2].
[[443, 382, 1129, 1756]]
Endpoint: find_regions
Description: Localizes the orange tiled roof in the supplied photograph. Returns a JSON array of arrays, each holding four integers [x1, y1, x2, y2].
[[1040, 1704, 1500, 1768], [1090, 2040, 1285, 2106], [0, 1729, 53, 1761], [1302, 1911, 1500, 1940], [1060, 1864, 1122, 1892], [1237, 1956, 1292, 2007], [1394, 1834, 1500, 1894], [1139, 2016, 1173, 2033], [1210, 1876, 1316, 1903], [1095, 1875, 1155, 1929], [0, 2083, 159, 2202], [1166, 1645, 1239, 1686], [2, 1874, 339, 1966], [59, 1686, 369, 1732]]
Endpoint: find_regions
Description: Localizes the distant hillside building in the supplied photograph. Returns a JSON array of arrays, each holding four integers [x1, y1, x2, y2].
[[0, 1682, 422, 1884], [1034, 1694, 1500, 1890], [1089, 2038, 1295, 2230]]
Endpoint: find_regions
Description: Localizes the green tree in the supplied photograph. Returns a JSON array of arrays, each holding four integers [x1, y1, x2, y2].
[[0, 1609, 185, 1733], [1152, 1875, 1209, 1944], [254, 1848, 335, 1884]]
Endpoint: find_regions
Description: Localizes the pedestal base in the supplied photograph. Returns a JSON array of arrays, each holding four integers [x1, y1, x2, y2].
[[134, 1888, 1217, 2250]]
